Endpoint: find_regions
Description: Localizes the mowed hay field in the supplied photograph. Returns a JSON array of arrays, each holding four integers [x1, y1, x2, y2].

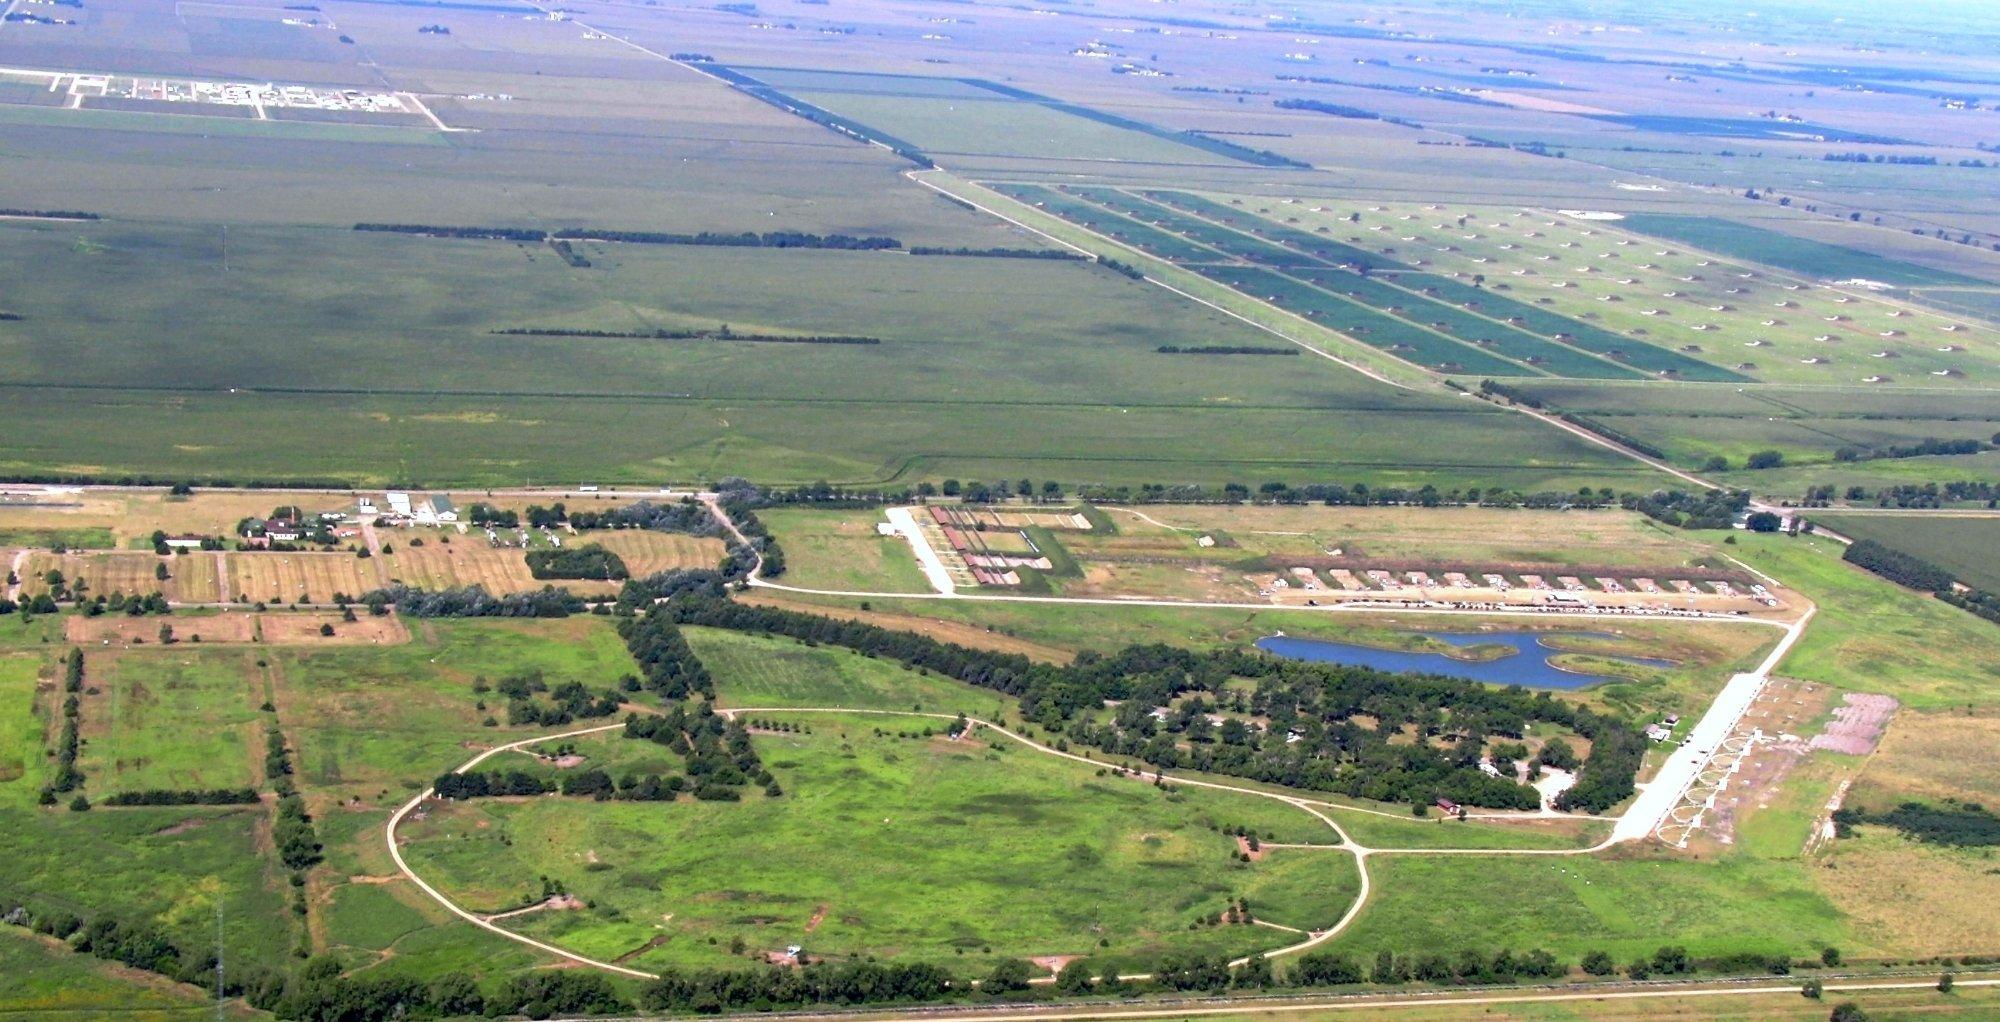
[[19, 551, 220, 603], [581, 530, 726, 576], [227, 552, 380, 605]]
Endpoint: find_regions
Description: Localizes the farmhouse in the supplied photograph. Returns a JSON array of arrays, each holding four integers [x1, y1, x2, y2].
[[430, 494, 458, 523]]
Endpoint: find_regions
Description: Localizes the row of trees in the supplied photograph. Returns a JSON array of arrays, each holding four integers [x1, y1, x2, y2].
[[267, 726, 322, 871], [43, 649, 85, 801], [619, 614, 716, 699], [102, 787, 259, 806], [432, 767, 684, 802]]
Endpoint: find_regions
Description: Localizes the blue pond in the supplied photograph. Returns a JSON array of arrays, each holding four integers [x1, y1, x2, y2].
[[1254, 631, 1674, 690]]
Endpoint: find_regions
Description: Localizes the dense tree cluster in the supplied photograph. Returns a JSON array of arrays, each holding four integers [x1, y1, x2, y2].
[[553, 498, 721, 534], [714, 479, 788, 578], [1836, 800, 2000, 846], [1842, 538, 1956, 592], [495, 671, 624, 726], [525, 543, 629, 581], [656, 598, 1640, 810], [626, 701, 774, 799], [1834, 437, 1991, 462], [432, 767, 683, 801]]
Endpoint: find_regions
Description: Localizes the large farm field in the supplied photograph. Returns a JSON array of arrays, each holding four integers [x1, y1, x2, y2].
[[1809, 514, 2000, 591]]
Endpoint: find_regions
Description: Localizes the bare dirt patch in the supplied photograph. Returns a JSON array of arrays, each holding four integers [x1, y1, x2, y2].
[[1031, 955, 1082, 976], [1811, 693, 1897, 755], [1235, 835, 1266, 861], [258, 611, 411, 645], [68, 612, 257, 645]]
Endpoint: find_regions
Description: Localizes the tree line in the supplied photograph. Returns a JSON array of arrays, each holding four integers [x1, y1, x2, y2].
[[493, 326, 882, 344], [354, 223, 902, 250], [40, 648, 86, 806], [1156, 345, 1299, 356], [909, 247, 1086, 260], [102, 787, 260, 806]]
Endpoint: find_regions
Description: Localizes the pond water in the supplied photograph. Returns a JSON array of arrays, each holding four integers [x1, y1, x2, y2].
[[1253, 630, 1675, 690]]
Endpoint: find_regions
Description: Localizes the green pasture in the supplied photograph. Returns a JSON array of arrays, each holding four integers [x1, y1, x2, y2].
[[0, 925, 219, 1020], [400, 711, 1346, 974], [0, 805, 296, 973], [689, 627, 1004, 712], [275, 616, 638, 799], [1333, 850, 1851, 962], [82, 650, 266, 794], [755, 508, 933, 594], [1730, 533, 2000, 710]]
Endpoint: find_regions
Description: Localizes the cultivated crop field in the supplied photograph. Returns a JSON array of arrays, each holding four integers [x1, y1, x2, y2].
[[0, 216, 1653, 490], [1183, 193, 2000, 388], [1809, 513, 2000, 591]]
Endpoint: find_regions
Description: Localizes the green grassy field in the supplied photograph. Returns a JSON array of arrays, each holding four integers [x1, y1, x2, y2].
[[1617, 214, 1992, 288], [401, 711, 1346, 974], [690, 627, 1008, 712], [0, 216, 1658, 490], [1809, 514, 2000, 591], [274, 616, 640, 801], [0, 925, 223, 1020], [755, 508, 934, 594], [1335, 850, 1851, 963], [1731, 533, 2000, 710], [81, 650, 266, 795]]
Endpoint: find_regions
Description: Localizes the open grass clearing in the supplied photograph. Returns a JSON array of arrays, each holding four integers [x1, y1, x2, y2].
[[272, 616, 640, 802], [400, 710, 1342, 974], [690, 627, 1014, 714], [1335, 850, 1852, 962], [77, 648, 266, 794], [757, 507, 935, 594]]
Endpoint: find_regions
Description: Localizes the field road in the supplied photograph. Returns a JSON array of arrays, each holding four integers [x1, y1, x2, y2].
[[383, 721, 653, 979], [386, 705, 1373, 981], [4, 548, 26, 602]]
